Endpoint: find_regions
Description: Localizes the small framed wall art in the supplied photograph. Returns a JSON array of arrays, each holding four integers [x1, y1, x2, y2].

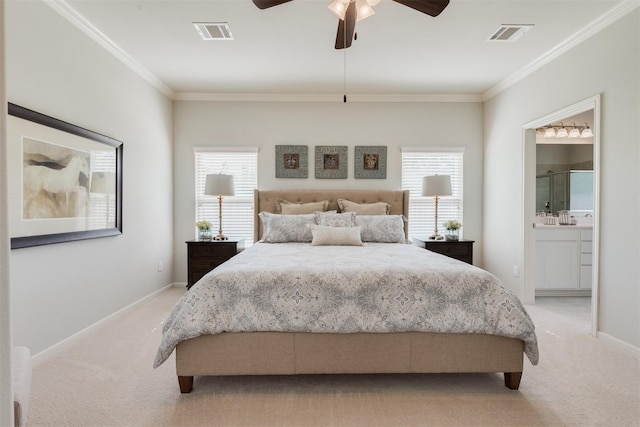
[[354, 146, 387, 179], [275, 145, 308, 178], [315, 145, 347, 179]]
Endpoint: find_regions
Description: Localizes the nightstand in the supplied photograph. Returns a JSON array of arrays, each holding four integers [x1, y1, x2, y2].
[[414, 238, 474, 265], [186, 239, 244, 289]]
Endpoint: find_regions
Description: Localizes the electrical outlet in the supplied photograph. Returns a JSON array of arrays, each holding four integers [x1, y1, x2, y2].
[[158, 261, 164, 272], [513, 265, 520, 277]]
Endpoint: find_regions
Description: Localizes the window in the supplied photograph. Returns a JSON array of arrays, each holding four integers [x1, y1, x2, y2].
[[401, 148, 464, 239], [194, 148, 258, 245], [88, 150, 116, 229]]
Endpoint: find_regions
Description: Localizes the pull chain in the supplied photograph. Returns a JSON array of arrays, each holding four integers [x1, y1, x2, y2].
[[343, 19, 347, 103]]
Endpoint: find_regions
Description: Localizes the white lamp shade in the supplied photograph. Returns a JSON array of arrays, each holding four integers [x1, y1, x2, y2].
[[90, 172, 115, 194], [556, 127, 568, 138], [205, 174, 235, 196], [581, 126, 593, 138], [328, 0, 349, 20], [568, 127, 581, 138], [422, 175, 452, 197], [356, 0, 375, 21]]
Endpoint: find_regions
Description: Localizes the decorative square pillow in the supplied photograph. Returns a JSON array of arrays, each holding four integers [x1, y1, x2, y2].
[[355, 215, 406, 243], [337, 199, 391, 215], [310, 225, 363, 246], [276, 198, 329, 215], [314, 211, 357, 227], [259, 212, 316, 242]]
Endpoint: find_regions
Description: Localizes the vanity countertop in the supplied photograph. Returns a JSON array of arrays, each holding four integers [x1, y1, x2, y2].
[[534, 223, 593, 228]]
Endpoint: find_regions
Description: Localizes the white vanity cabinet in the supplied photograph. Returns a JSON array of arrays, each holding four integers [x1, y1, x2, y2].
[[535, 226, 593, 296], [579, 228, 593, 289]]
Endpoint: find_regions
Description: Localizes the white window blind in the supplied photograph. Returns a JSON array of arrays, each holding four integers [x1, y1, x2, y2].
[[88, 150, 116, 230], [401, 149, 464, 240], [194, 148, 258, 245]]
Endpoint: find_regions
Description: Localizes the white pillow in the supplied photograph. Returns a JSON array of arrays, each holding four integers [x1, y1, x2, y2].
[[355, 215, 406, 243], [310, 225, 363, 246], [314, 211, 357, 227], [337, 199, 391, 215], [259, 212, 316, 242]]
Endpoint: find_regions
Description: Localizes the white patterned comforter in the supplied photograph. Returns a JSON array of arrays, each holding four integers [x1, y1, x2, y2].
[[154, 242, 538, 368]]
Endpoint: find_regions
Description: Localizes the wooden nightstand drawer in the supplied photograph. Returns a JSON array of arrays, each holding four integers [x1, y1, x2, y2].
[[189, 257, 229, 269], [190, 244, 237, 258], [186, 239, 244, 288], [429, 243, 469, 256], [413, 239, 474, 265]]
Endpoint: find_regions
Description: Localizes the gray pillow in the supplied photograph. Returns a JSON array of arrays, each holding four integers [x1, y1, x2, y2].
[[314, 211, 357, 227], [259, 212, 316, 242], [355, 215, 406, 243]]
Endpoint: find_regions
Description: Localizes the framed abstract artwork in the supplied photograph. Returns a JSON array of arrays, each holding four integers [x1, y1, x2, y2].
[[275, 145, 308, 178], [354, 146, 387, 179], [7, 103, 123, 249], [315, 145, 347, 179]]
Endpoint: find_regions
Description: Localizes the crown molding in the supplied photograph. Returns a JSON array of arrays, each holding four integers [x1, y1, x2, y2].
[[44, 0, 175, 99], [45, 0, 638, 104], [483, 0, 640, 101], [173, 92, 483, 103]]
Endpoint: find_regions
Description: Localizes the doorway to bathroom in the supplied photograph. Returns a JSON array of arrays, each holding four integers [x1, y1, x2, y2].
[[522, 95, 600, 336]]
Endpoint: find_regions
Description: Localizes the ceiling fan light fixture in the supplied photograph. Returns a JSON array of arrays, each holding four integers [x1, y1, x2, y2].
[[356, 0, 376, 22], [328, 0, 349, 20]]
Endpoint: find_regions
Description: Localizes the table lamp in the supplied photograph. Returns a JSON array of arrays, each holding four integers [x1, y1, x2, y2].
[[204, 173, 235, 240], [422, 174, 452, 240]]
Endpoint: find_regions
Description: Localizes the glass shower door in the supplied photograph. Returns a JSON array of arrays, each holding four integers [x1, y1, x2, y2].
[[536, 175, 551, 214]]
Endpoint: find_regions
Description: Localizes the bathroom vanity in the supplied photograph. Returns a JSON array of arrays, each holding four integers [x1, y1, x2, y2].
[[535, 224, 593, 296]]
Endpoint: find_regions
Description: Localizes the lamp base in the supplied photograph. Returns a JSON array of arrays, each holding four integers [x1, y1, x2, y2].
[[213, 234, 228, 241], [428, 233, 444, 241]]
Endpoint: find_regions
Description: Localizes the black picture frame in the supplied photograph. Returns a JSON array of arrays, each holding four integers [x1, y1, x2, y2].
[[8, 103, 123, 249]]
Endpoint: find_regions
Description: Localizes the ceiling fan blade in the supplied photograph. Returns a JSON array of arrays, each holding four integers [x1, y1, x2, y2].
[[252, 0, 294, 10], [335, 1, 357, 49], [392, 0, 449, 17]]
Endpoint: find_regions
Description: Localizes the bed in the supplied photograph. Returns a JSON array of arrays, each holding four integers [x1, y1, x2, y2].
[[155, 189, 538, 393]]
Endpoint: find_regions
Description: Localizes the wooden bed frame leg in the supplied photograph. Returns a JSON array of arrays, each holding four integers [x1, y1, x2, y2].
[[504, 372, 522, 390], [178, 375, 194, 393]]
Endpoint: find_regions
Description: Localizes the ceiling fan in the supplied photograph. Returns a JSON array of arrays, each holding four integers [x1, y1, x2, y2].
[[252, 0, 450, 49]]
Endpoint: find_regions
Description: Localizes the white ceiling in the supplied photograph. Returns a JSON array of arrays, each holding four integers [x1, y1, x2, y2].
[[59, 0, 631, 100]]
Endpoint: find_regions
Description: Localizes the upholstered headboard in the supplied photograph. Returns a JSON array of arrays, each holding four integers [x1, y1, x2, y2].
[[253, 189, 410, 243]]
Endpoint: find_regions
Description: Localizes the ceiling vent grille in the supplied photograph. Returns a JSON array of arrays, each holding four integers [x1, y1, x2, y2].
[[193, 22, 234, 40], [487, 24, 534, 42]]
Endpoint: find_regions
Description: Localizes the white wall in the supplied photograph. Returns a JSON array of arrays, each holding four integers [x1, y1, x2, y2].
[[6, 1, 174, 356], [484, 10, 639, 347], [1, 1, 15, 424], [173, 101, 484, 282]]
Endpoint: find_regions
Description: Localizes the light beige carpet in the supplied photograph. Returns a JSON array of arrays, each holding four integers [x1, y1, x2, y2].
[[27, 287, 639, 426]]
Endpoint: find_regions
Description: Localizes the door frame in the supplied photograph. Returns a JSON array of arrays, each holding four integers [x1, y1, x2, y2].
[[521, 95, 601, 337]]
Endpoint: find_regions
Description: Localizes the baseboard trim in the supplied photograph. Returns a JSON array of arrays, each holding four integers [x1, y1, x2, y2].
[[31, 283, 178, 365], [597, 332, 640, 357]]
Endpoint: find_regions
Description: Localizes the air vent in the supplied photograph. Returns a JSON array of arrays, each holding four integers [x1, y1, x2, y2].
[[487, 24, 534, 42], [193, 22, 234, 40]]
